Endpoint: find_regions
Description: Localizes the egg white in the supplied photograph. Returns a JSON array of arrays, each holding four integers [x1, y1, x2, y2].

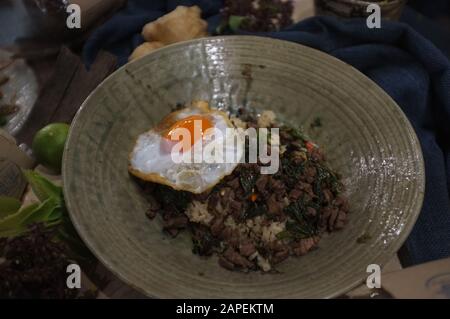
[[129, 103, 244, 193]]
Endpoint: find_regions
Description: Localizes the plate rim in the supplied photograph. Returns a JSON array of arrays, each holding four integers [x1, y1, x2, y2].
[[63, 35, 425, 298]]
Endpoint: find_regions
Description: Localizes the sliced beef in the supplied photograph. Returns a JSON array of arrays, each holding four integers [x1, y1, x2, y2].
[[145, 208, 158, 220], [322, 188, 334, 204], [164, 227, 180, 238], [292, 237, 320, 256], [239, 242, 257, 257], [255, 175, 270, 195], [271, 249, 289, 265], [266, 194, 284, 216], [334, 195, 350, 212], [306, 206, 317, 217], [145, 196, 161, 220], [210, 216, 225, 237], [139, 111, 350, 273], [226, 177, 241, 189], [163, 215, 188, 229], [289, 188, 303, 201], [219, 257, 235, 271], [222, 247, 253, 269], [297, 182, 314, 197], [304, 166, 317, 179], [333, 211, 348, 230]]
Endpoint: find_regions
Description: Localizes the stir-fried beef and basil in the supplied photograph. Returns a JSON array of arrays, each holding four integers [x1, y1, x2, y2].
[[139, 108, 349, 272]]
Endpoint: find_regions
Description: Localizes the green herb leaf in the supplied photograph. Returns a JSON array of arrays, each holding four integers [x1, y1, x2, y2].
[[314, 165, 342, 196], [239, 169, 258, 194], [310, 117, 322, 129], [285, 126, 310, 142], [0, 197, 60, 235], [276, 230, 292, 240], [0, 196, 21, 219], [21, 198, 61, 226], [0, 171, 97, 268], [284, 198, 318, 238], [22, 170, 62, 203], [215, 22, 227, 35], [156, 185, 191, 213], [228, 15, 247, 32], [0, 173, 63, 237], [47, 206, 63, 222], [284, 199, 307, 223], [0, 227, 27, 238], [285, 220, 315, 239], [282, 157, 305, 180], [192, 238, 203, 255], [0, 203, 39, 237], [243, 202, 267, 220]]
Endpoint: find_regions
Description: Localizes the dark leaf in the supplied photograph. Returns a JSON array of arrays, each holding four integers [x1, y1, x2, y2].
[[228, 15, 247, 32], [239, 169, 258, 194], [0, 196, 21, 219], [243, 202, 267, 220]]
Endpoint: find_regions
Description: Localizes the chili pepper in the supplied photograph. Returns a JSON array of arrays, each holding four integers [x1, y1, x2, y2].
[[306, 141, 315, 152]]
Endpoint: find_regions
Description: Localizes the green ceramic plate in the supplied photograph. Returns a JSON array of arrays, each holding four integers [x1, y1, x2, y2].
[[63, 36, 425, 298]]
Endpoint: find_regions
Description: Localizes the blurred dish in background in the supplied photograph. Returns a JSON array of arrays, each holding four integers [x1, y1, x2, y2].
[[314, 0, 407, 20], [0, 50, 38, 136], [219, 0, 295, 32]]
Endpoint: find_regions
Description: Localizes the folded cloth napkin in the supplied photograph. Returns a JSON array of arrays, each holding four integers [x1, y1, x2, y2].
[[83, 0, 450, 266]]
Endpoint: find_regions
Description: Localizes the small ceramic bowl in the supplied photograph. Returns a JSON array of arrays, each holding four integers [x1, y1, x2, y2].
[[315, 0, 408, 20]]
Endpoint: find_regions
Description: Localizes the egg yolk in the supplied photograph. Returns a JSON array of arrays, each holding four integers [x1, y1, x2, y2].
[[164, 115, 213, 148]]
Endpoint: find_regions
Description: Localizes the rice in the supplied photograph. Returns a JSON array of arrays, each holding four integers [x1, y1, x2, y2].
[[261, 221, 286, 243], [252, 252, 272, 272], [257, 110, 276, 128], [230, 116, 248, 129], [185, 200, 214, 225]]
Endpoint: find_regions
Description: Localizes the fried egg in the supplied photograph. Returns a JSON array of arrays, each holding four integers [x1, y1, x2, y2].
[[129, 101, 244, 193]]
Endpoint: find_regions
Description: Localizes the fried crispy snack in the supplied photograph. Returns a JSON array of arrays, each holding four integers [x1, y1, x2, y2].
[[129, 6, 208, 62], [129, 41, 164, 61], [142, 6, 208, 44]]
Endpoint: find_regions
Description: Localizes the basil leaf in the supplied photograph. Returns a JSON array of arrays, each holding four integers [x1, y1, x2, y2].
[[0, 203, 39, 234], [0, 197, 60, 232], [47, 206, 63, 222], [20, 197, 60, 226], [0, 196, 21, 219], [0, 227, 27, 238], [229, 15, 246, 32], [240, 169, 257, 194], [276, 230, 292, 240], [285, 125, 310, 142], [23, 170, 62, 203]]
